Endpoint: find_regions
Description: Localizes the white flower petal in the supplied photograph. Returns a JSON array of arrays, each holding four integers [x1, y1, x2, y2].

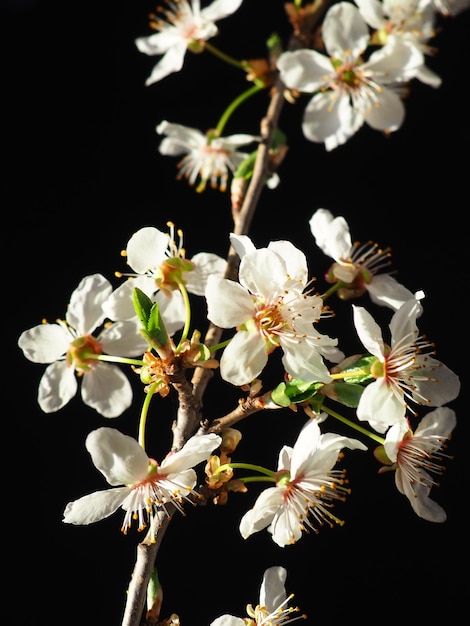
[[414, 407, 457, 439], [277, 48, 333, 93], [357, 378, 406, 432], [210, 616, 245, 626], [309, 208, 352, 260], [366, 274, 414, 311], [365, 87, 405, 132], [201, 0, 243, 21], [66, 274, 112, 335], [63, 487, 130, 525], [81, 363, 133, 418], [352, 305, 385, 358], [220, 331, 267, 386], [239, 487, 284, 538], [186, 252, 227, 296], [205, 275, 255, 327], [260, 566, 287, 612], [85, 427, 149, 486], [18, 323, 70, 363], [322, 2, 370, 58], [38, 361, 77, 413], [99, 320, 148, 356], [126, 227, 170, 274], [145, 43, 188, 86], [160, 433, 222, 474]]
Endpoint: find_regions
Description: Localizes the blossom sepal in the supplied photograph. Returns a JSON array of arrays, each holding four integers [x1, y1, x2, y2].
[[320, 380, 365, 408], [271, 378, 324, 407], [373, 444, 395, 470], [133, 287, 170, 352]]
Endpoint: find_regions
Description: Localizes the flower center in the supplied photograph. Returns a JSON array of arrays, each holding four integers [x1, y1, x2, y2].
[[66, 334, 103, 372]]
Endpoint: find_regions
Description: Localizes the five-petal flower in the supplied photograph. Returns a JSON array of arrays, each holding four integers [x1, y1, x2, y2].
[[63, 427, 222, 532], [135, 0, 243, 85], [103, 224, 227, 336], [157, 120, 260, 192], [276, 2, 424, 150], [352, 296, 460, 433], [378, 407, 457, 521], [205, 236, 343, 386], [18, 274, 147, 418], [310, 208, 415, 310], [239, 418, 367, 547]]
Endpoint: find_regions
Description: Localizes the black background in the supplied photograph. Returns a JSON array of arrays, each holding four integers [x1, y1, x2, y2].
[[5, 0, 469, 624]]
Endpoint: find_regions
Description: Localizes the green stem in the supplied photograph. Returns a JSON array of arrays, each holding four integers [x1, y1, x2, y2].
[[174, 278, 191, 353], [139, 382, 158, 449], [322, 405, 385, 445], [320, 281, 346, 300], [88, 354, 146, 367], [204, 41, 246, 70], [215, 84, 265, 136], [216, 462, 276, 477], [330, 369, 370, 380], [239, 475, 277, 484], [208, 339, 231, 353]]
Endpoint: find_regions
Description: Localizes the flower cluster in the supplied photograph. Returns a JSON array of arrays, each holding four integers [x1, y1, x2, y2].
[[18, 1, 466, 624]]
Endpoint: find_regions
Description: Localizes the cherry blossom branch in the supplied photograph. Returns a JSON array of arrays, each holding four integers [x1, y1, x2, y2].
[[120, 8, 333, 623], [200, 390, 282, 434]]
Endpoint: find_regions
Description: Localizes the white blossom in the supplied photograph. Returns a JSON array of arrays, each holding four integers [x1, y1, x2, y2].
[[277, 2, 423, 150], [63, 427, 222, 533], [353, 296, 460, 432], [206, 237, 342, 386], [239, 418, 367, 547], [310, 208, 415, 310], [381, 407, 457, 521], [135, 0, 243, 85], [18, 274, 146, 418]]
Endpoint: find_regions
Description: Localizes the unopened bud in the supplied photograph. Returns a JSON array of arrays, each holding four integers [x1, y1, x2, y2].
[[221, 428, 242, 454]]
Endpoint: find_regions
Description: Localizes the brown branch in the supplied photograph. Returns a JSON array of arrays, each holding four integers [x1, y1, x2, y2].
[[121, 507, 174, 626], [199, 390, 283, 434]]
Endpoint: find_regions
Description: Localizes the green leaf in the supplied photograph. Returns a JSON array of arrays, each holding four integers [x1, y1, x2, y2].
[[133, 287, 153, 328], [271, 378, 324, 407], [133, 288, 169, 349], [147, 302, 170, 348], [320, 381, 364, 408]]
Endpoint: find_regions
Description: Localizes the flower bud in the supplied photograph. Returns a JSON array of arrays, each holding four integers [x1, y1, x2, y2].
[[220, 428, 242, 454]]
